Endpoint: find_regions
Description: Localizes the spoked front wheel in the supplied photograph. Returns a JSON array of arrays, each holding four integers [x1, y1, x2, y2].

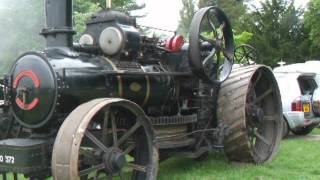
[[52, 98, 158, 180]]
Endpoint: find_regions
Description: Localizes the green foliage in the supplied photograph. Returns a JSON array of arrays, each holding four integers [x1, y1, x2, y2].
[[89, 0, 135, 9], [304, 0, 320, 59], [241, 0, 309, 66], [74, 0, 101, 40], [178, 0, 249, 37], [177, 0, 196, 36], [234, 31, 253, 46], [73, 0, 136, 40], [198, 0, 248, 32]]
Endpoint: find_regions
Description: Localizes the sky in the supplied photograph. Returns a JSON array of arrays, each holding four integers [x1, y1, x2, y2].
[[136, 0, 310, 32]]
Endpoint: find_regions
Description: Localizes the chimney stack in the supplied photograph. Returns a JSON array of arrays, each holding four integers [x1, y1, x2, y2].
[[41, 0, 74, 48]]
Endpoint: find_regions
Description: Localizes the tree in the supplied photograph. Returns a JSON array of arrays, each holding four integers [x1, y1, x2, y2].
[[234, 31, 253, 46], [74, 0, 136, 40], [198, 0, 248, 32], [304, 0, 320, 59], [177, 0, 249, 37], [241, 0, 309, 66], [177, 0, 196, 36]]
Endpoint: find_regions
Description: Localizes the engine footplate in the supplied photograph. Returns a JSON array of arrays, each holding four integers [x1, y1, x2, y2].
[[0, 138, 50, 176]]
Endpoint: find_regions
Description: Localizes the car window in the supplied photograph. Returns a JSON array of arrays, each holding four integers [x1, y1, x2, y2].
[[297, 75, 317, 95]]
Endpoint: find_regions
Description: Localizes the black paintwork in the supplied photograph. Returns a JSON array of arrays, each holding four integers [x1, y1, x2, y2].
[[41, 0, 74, 47], [10, 52, 57, 128], [0, 0, 221, 177]]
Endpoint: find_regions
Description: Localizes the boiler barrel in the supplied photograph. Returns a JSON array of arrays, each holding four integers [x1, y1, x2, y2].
[[53, 57, 174, 113]]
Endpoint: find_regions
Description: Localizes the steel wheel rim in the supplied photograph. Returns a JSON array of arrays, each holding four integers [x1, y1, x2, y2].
[[52, 98, 157, 180], [245, 68, 282, 163]]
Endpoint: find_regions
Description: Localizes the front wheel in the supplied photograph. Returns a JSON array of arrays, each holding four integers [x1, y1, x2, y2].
[[282, 118, 289, 138], [52, 98, 158, 180]]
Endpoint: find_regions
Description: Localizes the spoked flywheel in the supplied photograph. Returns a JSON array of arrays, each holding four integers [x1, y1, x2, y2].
[[234, 44, 258, 65], [52, 98, 158, 180], [217, 65, 282, 163], [189, 6, 234, 84]]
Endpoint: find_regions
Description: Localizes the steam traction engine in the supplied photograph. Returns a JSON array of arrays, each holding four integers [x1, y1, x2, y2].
[[0, 0, 282, 179]]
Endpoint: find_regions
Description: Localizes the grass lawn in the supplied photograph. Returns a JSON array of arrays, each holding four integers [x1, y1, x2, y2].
[[3, 128, 320, 180], [158, 128, 320, 180], [310, 127, 320, 135]]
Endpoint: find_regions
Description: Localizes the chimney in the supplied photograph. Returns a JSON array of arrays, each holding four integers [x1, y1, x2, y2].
[[41, 0, 74, 48]]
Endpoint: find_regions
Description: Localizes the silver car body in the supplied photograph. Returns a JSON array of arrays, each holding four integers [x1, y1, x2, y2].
[[274, 61, 320, 130]]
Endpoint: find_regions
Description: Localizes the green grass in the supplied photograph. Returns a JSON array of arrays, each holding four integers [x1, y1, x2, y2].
[[2, 129, 320, 180], [310, 127, 320, 135], [158, 138, 320, 180]]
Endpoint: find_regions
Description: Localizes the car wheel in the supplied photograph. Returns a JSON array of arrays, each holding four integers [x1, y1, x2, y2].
[[282, 118, 289, 138], [291, 126, 314, 135]]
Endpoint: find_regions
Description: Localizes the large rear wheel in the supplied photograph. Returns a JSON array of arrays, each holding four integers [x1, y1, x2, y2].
[[217, 65, 282, 163]]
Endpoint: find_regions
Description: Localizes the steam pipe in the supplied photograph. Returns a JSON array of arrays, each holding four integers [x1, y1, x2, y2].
[[41, 0, 74, 48]]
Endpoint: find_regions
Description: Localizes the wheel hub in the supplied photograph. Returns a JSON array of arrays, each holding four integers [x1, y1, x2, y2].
[[252, 107, 264, 125], [103, 148, 127, 173]]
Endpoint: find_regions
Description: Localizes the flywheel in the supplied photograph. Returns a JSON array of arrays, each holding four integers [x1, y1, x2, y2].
[[217, 65, 282, 163], [189, 6, 234, 84]]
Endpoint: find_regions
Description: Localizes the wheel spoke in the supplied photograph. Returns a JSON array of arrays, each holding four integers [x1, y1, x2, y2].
[[103, 108, 110, 145], [199, 34, 215, 45], [253, 131, 271, 146], [254, 87, 273, 103], [111, 112, 118, 147], [206, 11, 218, 37], [253, 71, 262, 87], [85, 131, 109, 153], [127, 163, 147, 173], [241, 46, 247, 55], [248, 55, 255, 61], [118, 122, 142, 146], [235, 51, 244, 59], [214, 50, 221, 78], [123, 143, 136, 155], [80, 147, 98, 159], [217, 22, 225, 40], [202, 48, 216, 66], [246, 48, 254, 55], [79, 163, 105, 177]]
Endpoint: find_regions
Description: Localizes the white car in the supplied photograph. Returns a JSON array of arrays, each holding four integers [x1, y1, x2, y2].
[[274, 61, 320, 136]]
